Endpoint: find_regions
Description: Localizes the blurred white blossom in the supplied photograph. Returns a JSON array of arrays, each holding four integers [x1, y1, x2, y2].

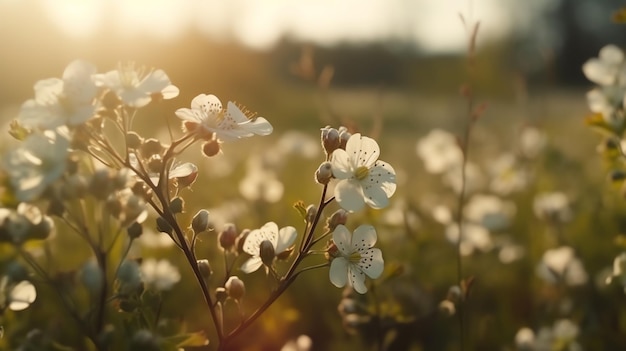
[[533, 192, 572, 223], [464, 194, 516, 231], [94, 62, 179, 108], [519, 127, 547, 159], [441, 161, 485, 195], [445, 222, 493, 256], [2, 128, 70, 202], [416, 129, 462, 174], [606, 252, 626, 292], [18, 60, 98, 130], [281, 335, 312, 351], [140, 258, 181, 291], [0, 277, 37, 311], [582, 44, 626, 86], [537, 246, 588, 286], [488, 153, 528, 195]]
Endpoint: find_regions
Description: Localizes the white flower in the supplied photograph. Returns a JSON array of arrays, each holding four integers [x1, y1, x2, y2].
[[94, 63, 179, 108], [281, 335, 313, 351], [606, 252, 626, 292], [140, 258, 181, 291], [239, 154, 284, 203], [175, 94, 273, 142], [445, 222, 493, 256], [441, 161, 485, 195], [416, 129, 462, 174], [582, 44, 626, 86], [533, 192, 572, 223], [586, 86, 626, 128], [488, 153, 528, 195], [129, 153, 197, 187], [241, 222, 297, 273], [330, 133, 396, 212], [519, 127, 547, 159], [329, 224, 384, 294], [0, 277, 37, 311], [536, 246, 588, 286], [2, 128, 70, 202], [464, 194, 515, 231], [18, 60, 98, 130]]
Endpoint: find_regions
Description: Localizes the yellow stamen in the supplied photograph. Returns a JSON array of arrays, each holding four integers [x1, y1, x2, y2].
[[354, 166, 369, 181]]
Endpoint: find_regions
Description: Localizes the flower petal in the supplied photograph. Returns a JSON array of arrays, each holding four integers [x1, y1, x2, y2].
[[169, 162, 197, 178], [192, 94, 222, 116], [276, 226, 297, 253], [33, 78, 63, 105], [161, 84, 180, 99], [242, 228, 264, 256], [330, 149, 353, 179], [138, 69, 173, 94], [244, 117, 273, 136], [329, 257, 348, 288], [175, 108, 204, 123], [9, 281, 36, 311], [334, 179, 365, 212], [357, 248, 384, 279], [345, 133, 380, 168], [351, 225, 377, 251], [241, 257, 263, 274], [259, 221, 279, 247], [332, 224, 352, 255], [347, 264, 368, 294]]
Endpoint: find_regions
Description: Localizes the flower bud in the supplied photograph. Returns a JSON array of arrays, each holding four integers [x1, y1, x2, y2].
[[225, 276, 245, 300], [219, 223, 238, 251], [102, 90, 121, 110], [130, 330, 160, 351], [156, 217, 172, 235], [306, 204, 317, 224], [90, 169, 115, 200], [236, 229, 250, 255], [176, 165, 198, 188], [215, 287, 228, 304], [338, 129, 351, 150], [169, 197, 184, 214], [140, 138, 163, 158], [131, 181, 153, 201], [321, 126, 340, 155], [30, 216, 54, 241], [62, 174, 88, 199], [126, 132, 143, 150], [80, 260, 104, 293], [191, 209, 210, 234], [315, 161, 333, 184], [202, 140, 221, 157], [327, 209, 348, 231], [127, 222, 143, 239], [146, 155, 163, 174], [197, 259, 212, 280], [259, 240, 276, 267]]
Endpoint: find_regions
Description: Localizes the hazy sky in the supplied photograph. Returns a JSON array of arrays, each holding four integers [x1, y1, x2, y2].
[[31, 0, 542, 53]]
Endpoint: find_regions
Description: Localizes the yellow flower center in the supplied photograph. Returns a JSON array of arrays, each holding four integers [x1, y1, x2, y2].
[[354, 166, 369, 181], [349, 252, 362, 263]]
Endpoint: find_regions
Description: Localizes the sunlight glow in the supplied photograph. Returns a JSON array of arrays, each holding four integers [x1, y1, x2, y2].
[[37, 0, 517, 53], [41, 0, 104, 39]]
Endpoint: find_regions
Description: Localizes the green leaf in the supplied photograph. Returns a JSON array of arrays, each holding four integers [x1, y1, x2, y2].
[[293, 200, 307, 220], [162, 331, 209, 348]]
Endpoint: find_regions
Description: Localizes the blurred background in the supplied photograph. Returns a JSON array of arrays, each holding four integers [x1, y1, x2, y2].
[[3, 0, 626, 350]]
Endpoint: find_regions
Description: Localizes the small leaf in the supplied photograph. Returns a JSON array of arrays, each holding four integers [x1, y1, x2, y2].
[[293, 200, 307, 220], [162, 331, 209, 348]]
